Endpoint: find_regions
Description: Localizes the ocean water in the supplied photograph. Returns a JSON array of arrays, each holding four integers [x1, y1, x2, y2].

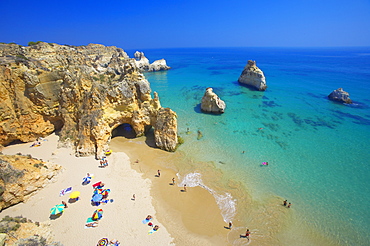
[[127, 47, 370, 245]]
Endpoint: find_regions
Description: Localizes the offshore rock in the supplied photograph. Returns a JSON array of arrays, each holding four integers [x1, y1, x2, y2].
[[238, 60, 267, 91], [328, 88, 352, 104], [134, 51, 170, 72], [201, 87, 226, 114], [0, 42, 177, 157], [0, 154, 61, 211]]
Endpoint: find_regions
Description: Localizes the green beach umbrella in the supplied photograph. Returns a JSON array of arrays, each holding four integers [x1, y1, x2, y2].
[[50, 204, 65, 215]]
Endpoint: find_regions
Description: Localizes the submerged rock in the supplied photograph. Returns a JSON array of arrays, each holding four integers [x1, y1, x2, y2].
[[134, 51, 170, 72], [238, 60, 267, 91], [201, 87, 226, 114], [328, 88, 352, 104], [0, 42, 178, 157]]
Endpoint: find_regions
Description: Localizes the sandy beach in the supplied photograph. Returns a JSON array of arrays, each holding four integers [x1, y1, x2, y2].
[[0, 134, 174, 245], [0, 133, 231, 245]]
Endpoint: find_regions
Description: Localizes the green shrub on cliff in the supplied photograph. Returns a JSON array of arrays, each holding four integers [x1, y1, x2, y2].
[[27, 41, 42, 46]]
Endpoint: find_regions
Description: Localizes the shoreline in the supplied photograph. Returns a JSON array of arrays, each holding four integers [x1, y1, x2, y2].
[[110, 137, 230, 245]]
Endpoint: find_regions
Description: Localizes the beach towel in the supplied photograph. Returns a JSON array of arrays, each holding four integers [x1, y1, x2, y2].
[[59, 187, 72, 197], [148, 229, 157, 235]]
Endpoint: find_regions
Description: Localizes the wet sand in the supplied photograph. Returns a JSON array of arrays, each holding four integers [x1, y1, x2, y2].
[[110, 136, 230, 245]]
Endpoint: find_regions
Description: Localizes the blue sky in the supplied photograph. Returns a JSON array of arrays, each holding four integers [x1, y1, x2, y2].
[[1, 0, 369, 49]]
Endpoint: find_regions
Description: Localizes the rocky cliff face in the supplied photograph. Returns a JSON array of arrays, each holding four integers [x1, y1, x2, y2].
[[201, 88, 226, 114], [0, 154, 61, 211], [0, 42, 177, 157], [134, 51, 170, 72], [328, 88, 352, 104], [238, 60, 267, 91]]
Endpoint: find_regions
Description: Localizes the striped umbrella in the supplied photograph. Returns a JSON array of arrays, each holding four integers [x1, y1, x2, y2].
[[97, 237, 109, 246], [50, 204, 64, 215], [92, 209, 103, 221]]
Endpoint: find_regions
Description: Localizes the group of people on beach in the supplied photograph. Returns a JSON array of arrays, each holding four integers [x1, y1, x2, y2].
[[283, 199, 292, 208]]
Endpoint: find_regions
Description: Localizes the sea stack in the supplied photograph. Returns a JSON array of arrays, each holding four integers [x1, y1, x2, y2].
[[328, 88, 352, 104], [238, 60, 267, 91], [201, 87, 226, 114], [134, 51, 170, 72]]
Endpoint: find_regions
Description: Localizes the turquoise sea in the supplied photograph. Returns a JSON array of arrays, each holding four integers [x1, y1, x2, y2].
[[128, 47, 370, 245]]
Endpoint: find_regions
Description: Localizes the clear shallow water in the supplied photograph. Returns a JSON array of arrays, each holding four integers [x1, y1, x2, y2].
[[128, 47, 370, 245]]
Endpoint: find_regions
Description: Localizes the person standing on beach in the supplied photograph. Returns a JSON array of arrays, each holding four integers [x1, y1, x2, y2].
[[288, 203, 292, 208], [184, 184, 187, 192], [228, 221, 232, 229], [283, 200, 287, 206], [172, 177, 175, 184], [132, 194, 135, 201], [157, 170, 161, 177]]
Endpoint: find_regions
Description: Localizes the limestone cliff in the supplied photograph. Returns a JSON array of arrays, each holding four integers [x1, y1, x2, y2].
[[0, 42, 178, 157], [0, 154, 61, 211], [134, 51, 170, 72], [328, 88, 352, 104], [238, 60, 267, 91], [201, 88, 226, 114]]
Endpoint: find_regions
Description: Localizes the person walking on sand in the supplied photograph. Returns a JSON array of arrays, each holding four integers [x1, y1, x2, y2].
[[245, 229, 250, 240], [288, 203, 292, 208], [228, 221, 232, 229], [283, 200, 287, 206], [157, 170, 161, 177]]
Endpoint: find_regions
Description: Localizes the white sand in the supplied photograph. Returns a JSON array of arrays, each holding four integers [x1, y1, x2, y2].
[[0, 134, 174, 245]]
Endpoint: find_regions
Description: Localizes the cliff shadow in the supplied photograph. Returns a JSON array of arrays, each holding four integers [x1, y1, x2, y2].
[[111, 123, 136, 139], [144, 127, 158, 149]]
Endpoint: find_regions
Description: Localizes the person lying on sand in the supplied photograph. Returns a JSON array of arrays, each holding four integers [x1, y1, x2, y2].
[[153, 225, 159, 231], [85, 222, 98, 227]]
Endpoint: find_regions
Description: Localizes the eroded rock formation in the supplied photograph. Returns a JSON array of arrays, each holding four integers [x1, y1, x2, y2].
[[134, 51, 170, 72], [328, 88, 352, 104], [201, 88, 226, 114], [0, 42, 178, 157], [0, 154, 61, 211], [238, 60, 267, 91]]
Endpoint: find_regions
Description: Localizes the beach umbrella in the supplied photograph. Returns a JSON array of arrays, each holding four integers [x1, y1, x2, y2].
[[50, 204, 64, 215], [97, 238, 109, 246], [93, 188, 103, 195], [92, 209, 103, 221], [99, 189, 110, 197], [69, 191, 81, 199], [92, 193, 103, 202]]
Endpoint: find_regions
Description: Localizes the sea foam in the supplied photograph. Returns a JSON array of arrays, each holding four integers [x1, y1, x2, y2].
[[177, 172, 236, 223]]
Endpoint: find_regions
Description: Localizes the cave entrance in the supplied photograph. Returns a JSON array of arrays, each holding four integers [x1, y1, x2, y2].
[[111, 123, 136, 139]]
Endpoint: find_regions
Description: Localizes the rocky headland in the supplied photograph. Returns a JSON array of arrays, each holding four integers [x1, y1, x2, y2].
[[0, 154, 61, 212], [0, 42, 177, 158], [200, 87, 226, 114], [328, 88, 352, 104], [238, 60, 267, 91], [134, 51, 170, 72]]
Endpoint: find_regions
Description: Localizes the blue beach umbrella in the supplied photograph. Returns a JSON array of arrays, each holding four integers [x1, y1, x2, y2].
[[92, 193, 103, 202]]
